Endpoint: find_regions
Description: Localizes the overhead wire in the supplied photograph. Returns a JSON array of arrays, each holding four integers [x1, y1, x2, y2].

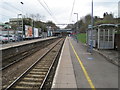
[[63, 0, 76, 28], [2, 0, 58, 25], [0, 2, 23, 19], [3, 2, 23, 13], [2, 2, 29, 18], [36, 0, 58, 23], [6, 2, 28, 15], [0, 14, 13, 22], [42, 0, 58, 23], [36, 0, 52, 17], [0, 7, 18, 15], [69, 0, 76, 23], [0, 14, 11, 18]]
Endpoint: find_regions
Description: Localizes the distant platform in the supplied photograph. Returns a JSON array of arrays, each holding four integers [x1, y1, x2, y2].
[[0, 37, 56, 50]]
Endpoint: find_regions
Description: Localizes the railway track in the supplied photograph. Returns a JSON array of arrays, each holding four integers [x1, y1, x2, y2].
[[1, 38, 58, 70], [4, 38, 64, 90]]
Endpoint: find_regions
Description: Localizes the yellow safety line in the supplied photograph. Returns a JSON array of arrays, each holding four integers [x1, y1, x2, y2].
[[69, 40, 96, 90]]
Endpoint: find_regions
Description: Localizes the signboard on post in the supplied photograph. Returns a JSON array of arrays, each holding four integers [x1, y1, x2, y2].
[[34, 28, 39, 38], [25, 25, 33, 38]]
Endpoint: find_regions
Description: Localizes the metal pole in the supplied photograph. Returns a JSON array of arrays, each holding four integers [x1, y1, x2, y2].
[[90, 0, 93, 53], [77, 13, 78, 33], [17, 14, 19, 42], [20, 2, 24, 41], [22, 15, 23, 41], [8, 27, 10, 43], [32, 19, 34, 39], [17, 14, 22, 41]]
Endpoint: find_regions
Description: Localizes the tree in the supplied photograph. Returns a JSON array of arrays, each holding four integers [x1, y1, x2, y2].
[[34, 21, 47, 32], [104, 12, 114, 21], [65, 24, 74, 29], [46, 21, 59, 30], [71, 12, 118, 33], [95, 12, 115, 25]]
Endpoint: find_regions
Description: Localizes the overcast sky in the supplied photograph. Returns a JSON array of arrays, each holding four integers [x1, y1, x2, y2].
[[0, 0, 119, 28]]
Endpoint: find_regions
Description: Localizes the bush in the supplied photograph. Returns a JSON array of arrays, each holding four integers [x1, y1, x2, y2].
[[76, 33, 86, 43]]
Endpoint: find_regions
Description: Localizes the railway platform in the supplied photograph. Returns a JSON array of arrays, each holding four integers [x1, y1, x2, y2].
[[52, 36, 118, 89], [1, 36, 118, 89], [52, 37, 77, 88], [0, 37, 56, 50]]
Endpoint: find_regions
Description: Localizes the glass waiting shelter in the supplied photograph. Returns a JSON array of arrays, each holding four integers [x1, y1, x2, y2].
[[97, 24, 116, 49]]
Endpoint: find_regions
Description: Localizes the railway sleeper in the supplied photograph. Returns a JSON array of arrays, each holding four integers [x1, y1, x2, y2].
[[26, 74, 45, 78], [34, 67, 49, 69], [16, 81, 41, 86], [36, 63, 51, 66], [22, 77, 43, 82], [40, 59, 53, 62], [32, 68, 48, 72], [29, 71, 47, 75], [36, 63, 51, 67], [13, 82, 41, 89], [35, 66, 50, 68]]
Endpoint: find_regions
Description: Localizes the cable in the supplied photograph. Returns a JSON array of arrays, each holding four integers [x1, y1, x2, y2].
[[36, 0, 58, 23], [3, 2, 23, 13], [36, 0, 52, 17], [42, 0, 52, 15], [0, 14, 11, 18], [69, 0, 76, 23], [1, 2, 23, 15], [42, 0, 58, 23], [0, 7, 18, 14], [3, 2, 28, 16]]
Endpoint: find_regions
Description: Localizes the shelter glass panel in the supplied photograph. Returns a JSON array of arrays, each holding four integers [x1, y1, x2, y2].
[[105, 36, 108, 41], [105, 29, 108, 35], [100, 29, 104, 35], [109, 30, 113, 35], [109, 36, 113, 41], [100, 35, 104, 41]]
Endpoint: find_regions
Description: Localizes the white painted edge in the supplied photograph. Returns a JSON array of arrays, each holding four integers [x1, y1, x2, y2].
[[51, 37, 67, 88]]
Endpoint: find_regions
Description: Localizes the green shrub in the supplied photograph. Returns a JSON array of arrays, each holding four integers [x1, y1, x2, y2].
[[76, 33, 86, 43]]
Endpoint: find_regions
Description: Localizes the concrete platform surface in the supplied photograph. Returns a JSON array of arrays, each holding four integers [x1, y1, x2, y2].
[[52, 36, 118, 89], [52, 37, 77, 88], [94, 49, 119, 66]]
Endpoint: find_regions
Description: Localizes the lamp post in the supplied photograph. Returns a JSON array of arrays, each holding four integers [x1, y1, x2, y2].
[[74, 13, 78, 33], [17, 14, 23, 41], [20, 2, 24, 41]]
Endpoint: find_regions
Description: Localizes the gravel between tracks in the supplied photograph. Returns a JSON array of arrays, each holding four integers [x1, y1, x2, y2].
[[2, 39, 61, 89]]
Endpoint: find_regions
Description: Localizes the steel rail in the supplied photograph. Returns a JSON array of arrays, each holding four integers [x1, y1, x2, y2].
[[40, 39, 63, 89], [1, 39, 58, 70], [4, 38, 63, 90]]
